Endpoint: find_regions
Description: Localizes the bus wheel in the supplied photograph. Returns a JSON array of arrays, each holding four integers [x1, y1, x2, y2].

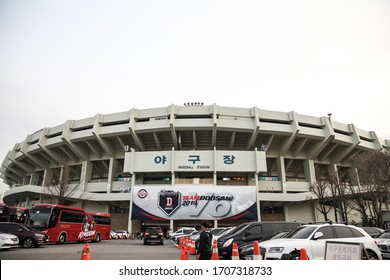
[[95, 233, 101, 242], [57, 233, 66, 244], [22, 237, 34, 248]]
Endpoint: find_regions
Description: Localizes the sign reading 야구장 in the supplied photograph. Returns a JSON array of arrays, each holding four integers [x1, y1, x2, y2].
[[131, 185, 257, 220]]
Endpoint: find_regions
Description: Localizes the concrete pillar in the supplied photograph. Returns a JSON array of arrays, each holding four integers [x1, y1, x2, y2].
[[30, 172, 40, 186], [277, 156, 287, 193], [304, 159, 316, 185], [80, 161, 92, 192], [107, 157, 117, 193], [42, 168, 53, 186]]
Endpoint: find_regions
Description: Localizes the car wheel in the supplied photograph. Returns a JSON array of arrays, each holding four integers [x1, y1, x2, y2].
[[57, 233, 66, 244], [22, 237, 34, 248], [289, 252, 301, 260], [95, 233, 101, 242], [366, 251, 379, 260]]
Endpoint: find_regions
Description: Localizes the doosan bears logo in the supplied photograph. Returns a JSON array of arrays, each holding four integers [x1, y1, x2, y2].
[[78, 215, 96, 240], [158, 190, 181, 216]]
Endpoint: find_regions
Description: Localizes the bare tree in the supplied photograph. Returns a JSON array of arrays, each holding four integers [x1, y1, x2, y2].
[[308, 165, 332, 221], [352, 150, 390, 227], [340, 174, 371, 226], [43, 158, 83, 206]]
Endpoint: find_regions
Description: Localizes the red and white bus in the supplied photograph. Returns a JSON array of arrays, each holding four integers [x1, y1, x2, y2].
[[90, 212, 111, 241], [25, 204, 111, 243]]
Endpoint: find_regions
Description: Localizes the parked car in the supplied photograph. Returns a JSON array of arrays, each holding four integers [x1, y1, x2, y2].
[[217, 221, 302, 259], [169, 228, 196, 240], [115, 230, 129, 239], [191, 227, 226, 249], [238, 230, 291, 260], [143, 227, 164, 245], [0, 232, 19, 250], [172, 230, 198, 244], [361, 227, 384, 238], [213, 226, 236, 241], [259, 223, 382, 260], [0, 222, 48, 248], [374, 229, 390, 259], [110, 230, 117, 239]]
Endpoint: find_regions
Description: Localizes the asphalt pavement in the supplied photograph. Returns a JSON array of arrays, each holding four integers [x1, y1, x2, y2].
[[0, 238, 196, 260]]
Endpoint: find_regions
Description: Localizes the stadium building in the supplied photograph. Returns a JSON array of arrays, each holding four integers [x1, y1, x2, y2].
[[1, 104, 389, 232]]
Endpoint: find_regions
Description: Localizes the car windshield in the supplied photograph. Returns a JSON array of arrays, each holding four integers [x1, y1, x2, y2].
[[226, 224, 249, 235], [22, 224, 38, 231], [211, 228, 226, 235], [147, 228, 161, 234], [376, 232, 390, 239], [217, 227, 236, 237], [284, 226, 316, 239]]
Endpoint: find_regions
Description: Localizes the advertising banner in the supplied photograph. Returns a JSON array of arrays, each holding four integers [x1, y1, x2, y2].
[[131, 185, 257, 220]]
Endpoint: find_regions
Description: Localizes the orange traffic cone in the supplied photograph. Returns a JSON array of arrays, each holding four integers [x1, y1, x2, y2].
[[186, 237, 191, 253], [300, 248, 309, 260], [231, 242, 239, 260], [80, 243, 91, 260], [190, 240, 196, 255], [253, 241, 262, 260], [178, 237, 183, 250], [211, 239, 219, 260], [180, 246, 189, 260]]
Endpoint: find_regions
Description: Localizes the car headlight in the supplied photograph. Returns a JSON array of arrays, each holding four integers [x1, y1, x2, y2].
[[241, 246, 253, 253], [35, 233, 44, 238], [223, 238, 234, 247], [269, 247, 285, 253]]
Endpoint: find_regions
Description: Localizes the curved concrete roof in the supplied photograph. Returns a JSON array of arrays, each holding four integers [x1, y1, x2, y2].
[[1, 104, 389, 186]]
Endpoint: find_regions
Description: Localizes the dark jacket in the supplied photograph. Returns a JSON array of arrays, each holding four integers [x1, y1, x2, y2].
[[197, 230, 212, 255]]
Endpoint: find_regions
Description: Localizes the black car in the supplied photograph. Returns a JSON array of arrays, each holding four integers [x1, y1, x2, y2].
[[143, 227, 164, 245], [217, 221, 302, 259], [0, 222, 48, 248]]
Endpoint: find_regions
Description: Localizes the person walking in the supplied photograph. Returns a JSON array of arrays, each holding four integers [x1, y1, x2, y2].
[[196, 221, 213, 260]]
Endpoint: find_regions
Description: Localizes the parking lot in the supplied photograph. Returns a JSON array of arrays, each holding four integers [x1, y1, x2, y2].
[[0, 238, 194, 260]]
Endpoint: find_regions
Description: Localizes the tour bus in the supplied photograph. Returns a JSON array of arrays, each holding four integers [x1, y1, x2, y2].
[[90, 212, 111, 241], [25, 204, 110, 243]]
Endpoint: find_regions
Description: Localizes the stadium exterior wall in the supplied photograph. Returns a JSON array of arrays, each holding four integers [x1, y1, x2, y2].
[[1, 104, 389, 231]]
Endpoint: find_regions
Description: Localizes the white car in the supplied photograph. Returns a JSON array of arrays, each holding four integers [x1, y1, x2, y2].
[[0, 232, 19, 250], [374, 230, 390, 259], [170, 228, 196, 240], [115, 230, 129, 239], [259, 223, 382, 260]]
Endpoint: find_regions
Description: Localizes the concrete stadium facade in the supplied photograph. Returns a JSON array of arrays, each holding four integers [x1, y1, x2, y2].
[[1, 104, 389, 232]]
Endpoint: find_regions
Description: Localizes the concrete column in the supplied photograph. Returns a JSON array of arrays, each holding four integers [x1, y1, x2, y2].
[[30, 172, 40, 186], [107, 157, 117, 193], [255, 171, 261, 222], [80, 161, 92, 192], [348, 167, 360, 186], [277, 156, 287, 193], [304, 159, 316, 185], [284, 205, 290, 221], [42, 168, 53, 186]]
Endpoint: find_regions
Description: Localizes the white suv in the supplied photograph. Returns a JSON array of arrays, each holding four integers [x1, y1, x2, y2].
[[259, 223, 382, 260]]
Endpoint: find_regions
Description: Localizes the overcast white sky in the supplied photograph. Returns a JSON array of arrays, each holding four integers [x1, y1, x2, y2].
[[1, 0, 390, 195]]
